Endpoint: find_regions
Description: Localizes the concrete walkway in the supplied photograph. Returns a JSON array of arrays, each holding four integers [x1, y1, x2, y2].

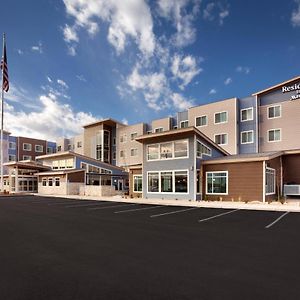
[[34, 193, 300, 213]]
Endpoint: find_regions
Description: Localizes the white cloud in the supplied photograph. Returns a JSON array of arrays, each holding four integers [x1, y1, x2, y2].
[[121, 118, 128, 125], [203, 2, 230, 25], [209, 88, 217, 95], [57, 79, 69, 89], [76, 75, 87, 82], [224, 77, 232, 85], [291, 0, 300, 27], [67, 45, 77, 56], [171, 54, 202, 90], [236, 66, 250, 74], [171, 93, 194, 111], [62, 0, 155, 56], [17, 49, 23, 55], [219, 8, 229, 25], [31, 41, 43, 53], [5, 93, 97, 140], [46, 76, 52, 83], [62, 24, 79, 43]]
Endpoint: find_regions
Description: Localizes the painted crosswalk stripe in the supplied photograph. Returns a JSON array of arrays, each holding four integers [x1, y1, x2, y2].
[[198, 209, 240, 223], [265, 211, 290, 229], [150, 207, 199, 218], [88, 203, 138, 211], [114, 205, 164, 214]]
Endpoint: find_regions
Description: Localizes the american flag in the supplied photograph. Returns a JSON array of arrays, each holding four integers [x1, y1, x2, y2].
[[0, 40, 9, 92]]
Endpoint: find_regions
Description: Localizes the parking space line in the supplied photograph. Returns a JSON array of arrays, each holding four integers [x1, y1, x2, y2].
[[198, 209, 240, 223], [265, 211, 290, 229], [150, 207, 199, 218], [114, 205, 164, 214], [88, 203, 138, 211], [65, 202, 105, 208], [48, 201, 96, 206]]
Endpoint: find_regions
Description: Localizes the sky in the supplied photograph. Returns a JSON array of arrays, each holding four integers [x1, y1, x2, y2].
[[1, 0, 300, 141]]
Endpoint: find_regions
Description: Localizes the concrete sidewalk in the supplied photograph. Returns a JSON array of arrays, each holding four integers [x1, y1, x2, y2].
[[34, 193, 300, 213]]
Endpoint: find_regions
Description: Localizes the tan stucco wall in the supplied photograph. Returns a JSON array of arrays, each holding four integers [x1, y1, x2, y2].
[[151, 117, 171, 132]]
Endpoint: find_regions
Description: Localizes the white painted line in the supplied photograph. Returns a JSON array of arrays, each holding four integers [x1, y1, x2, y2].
[[198, 209, 240, 223], [65, 202, 106, 208], [88, 203, 138, 211], [48, 201, 96, 206], [265, 211, 290, 229], [114, 205, 164, 214], [150, 207, 199, 218]]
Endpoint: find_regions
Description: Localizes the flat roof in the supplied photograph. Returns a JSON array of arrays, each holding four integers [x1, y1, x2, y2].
[[4, 161, 51, 171], [83, 118, 126, 128], [252, 75, 300, 96], [135, 126, 229, 156], [34, 169, 85, 176]]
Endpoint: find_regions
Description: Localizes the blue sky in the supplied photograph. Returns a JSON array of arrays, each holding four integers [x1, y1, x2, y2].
[[1, 0, 300, 140]]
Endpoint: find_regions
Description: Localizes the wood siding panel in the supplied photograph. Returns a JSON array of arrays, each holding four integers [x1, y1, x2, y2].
[[283, 154, 300, 184], [129, 168, 142, 198]]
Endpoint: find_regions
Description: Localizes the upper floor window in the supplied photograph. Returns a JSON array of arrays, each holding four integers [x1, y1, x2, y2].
[[113, 137, 116, 145], [131, 132, 138, 141], [77, 141, 82, 148], [23, 143, 32, 151], [214, 133, 228, 145], [47, 147, 53, 154], [52, 158, 74, 169], [196, 141, 212, 157], [67, 144, 73, 151], [120, 150, 125, 158], [147, 144, 159, 160], [180, 120, 188, 128], [9, 154, 16, 162], [214, 111, 228, 124], [160, 142, 173, 159], [268, 105, 281, 119], [23, 155, 32, 160], [195, 115, 207, 127], [268, 129, 281, 142], [35, 145, 43, 153], [9, 142, 16, 150], [130, 148, 138, 156], [120, 135, 127, 143], [241, 107, 253, 122], [241, 131, 254, 144], [154, 127, 163, 133], [57, 145, 62, 152]]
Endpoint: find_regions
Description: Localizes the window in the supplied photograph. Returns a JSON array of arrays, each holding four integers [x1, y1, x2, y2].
[[23, 143, 32, 151], [133, 175, 142, 193], [241, 107, 253, 122], [241, 131, 254, 144], [268, 129, 281, 142], [161, 172, 173, 192], [120, 150, 125, 158], [113, 137, 116, 145], [148, 172, 159, 192], [35, 145, 43, 152], [173, 125, 178, 130], [120, 134, 126, 143], [77, 141, 82, 148], [180, 120, 188, 128], [47, 147, 53, 154], [57, 145, 62, 152], [52, 159, 74, 170], [55, 177, 60, 187], [42, 178, 47, 186], [23, 155, 31, 160], [174, 140, 188, 158], [147, 144, 159, 160], [160, 142, 173, 159], [130, 148, 138, 157], [197, 141, 212, 157], [214, 134, 228, 145], [195, 115, 207, 127], [113, 151, 116, 160], [9, 154, 16, 161], [206, 172, 228, 194], [214, 111, 228, 124], [174, 171, 188, 193], [9, 142, 16, 149], [48, 178, 53, 187], [131, 132, 138, 140], [268, 105, 281, 119], [154, 127, 163, 133], [67, 144, 72, 150], [265, 168, 275, 195]]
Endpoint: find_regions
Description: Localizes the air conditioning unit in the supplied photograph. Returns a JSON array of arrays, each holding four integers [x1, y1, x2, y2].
[[284, 185, 300, 196]]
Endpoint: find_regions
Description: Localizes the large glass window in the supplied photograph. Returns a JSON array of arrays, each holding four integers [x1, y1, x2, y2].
[[241, 131, 254, 144], [214, 112, 228, 124], [268, 129, 281, 142], [96, 130, 110, 163], [161, 172, 173, 193], [265, 168, 275, 195], [160, 142, 173, 159], [206, 172, 228, 194], [175, 171, 188, 193], [268, 105, 281, 119], [241, 108, 253, 122], [133, 175, 142, 192], [148, 172, 159, 192], [195, 116, 207, 127], [174, 140, 188, 158], [147, 144, 159, 160], [197, 141, 212, 157]]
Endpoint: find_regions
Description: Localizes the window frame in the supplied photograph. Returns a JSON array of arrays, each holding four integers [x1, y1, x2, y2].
[[23, 143, 32, 151], [265, 167, 276, 195], [206, 171, 228, 195], [130, 148, 138, 157], [267, 128, 281, 143], [42, 178, 47, 186], [133, 175, 143, 193], [180, 120, 188, 128], [154, 127, 163, 133], [35, 144, 44, 153], [268, 105, 281, 119], [214, 111, 228, 125], [195, 115, 208, 127], [120, 150, 125, 158], [214, 133, 228, 146], [196, 140, 212, 158], [8, 154, 16, 161], [22, 155, 32, 160], [130, 132, 138, 141], [55, 177, 60, 187], [241, 130, 254, 144], [240, 107, 254, 122], [9, 141, 16, 150]]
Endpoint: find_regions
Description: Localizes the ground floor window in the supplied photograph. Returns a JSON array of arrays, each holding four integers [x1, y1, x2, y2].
[[55, 177, 60, 187], [206, 171, 228, 194], [48, 178, 53, 186], [147, 170, 188, 194], [265, 167, 275, 195], [42, 178, 47, 186], [133, 175, 142, 193]]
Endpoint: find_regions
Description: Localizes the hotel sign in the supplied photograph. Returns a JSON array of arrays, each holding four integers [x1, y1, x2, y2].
[[282, 83, 300, 100]]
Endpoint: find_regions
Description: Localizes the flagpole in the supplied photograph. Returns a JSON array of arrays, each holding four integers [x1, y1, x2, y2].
[[0, 33, 5, 193]]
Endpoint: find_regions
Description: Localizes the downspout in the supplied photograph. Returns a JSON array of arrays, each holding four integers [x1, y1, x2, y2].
[[262, 160, 266, 202], [255, 95, 259, 153]]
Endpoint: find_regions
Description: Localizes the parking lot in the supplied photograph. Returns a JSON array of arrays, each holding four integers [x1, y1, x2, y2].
[[1, 195, 300, 300]]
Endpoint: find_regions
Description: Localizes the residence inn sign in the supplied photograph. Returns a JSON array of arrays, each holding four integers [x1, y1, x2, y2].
[[282, 82, 300, 100]]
